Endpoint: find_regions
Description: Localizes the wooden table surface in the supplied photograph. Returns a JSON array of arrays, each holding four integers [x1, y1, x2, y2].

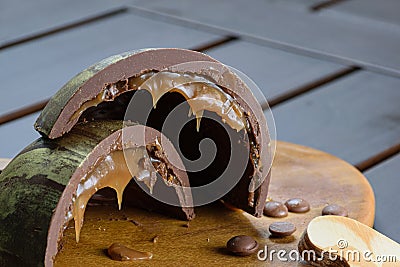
[[0, 0, 399, 255], [54, 142, 375, 266]]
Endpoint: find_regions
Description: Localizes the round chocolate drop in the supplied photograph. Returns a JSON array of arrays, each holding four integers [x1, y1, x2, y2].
[[269, 222, 296, 237], [322, 204, 348, 217], [226, 235, 259, 256], [263, 201, 288, 218], [284, 198, 310, 213]]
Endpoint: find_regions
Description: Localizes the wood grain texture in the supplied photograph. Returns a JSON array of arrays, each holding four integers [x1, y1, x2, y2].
[[206, 41, 345, 103], [270, 71, 400, 166], [365, 154, 400, 243], [132, 0, 400, 76], [299, 216, 400, 266], [54, 141, 375, 266], [0, 12, 222, 116], [0, 0, 125, 45]]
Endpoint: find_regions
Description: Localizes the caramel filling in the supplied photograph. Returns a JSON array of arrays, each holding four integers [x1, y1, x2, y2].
[[71, 71, 245, 132], [70, 145, 176, 242], [67, 71, 264, 237], [107, 243, 153, 261], [72, 69, 263, 175], [71, 71, 261, 172]]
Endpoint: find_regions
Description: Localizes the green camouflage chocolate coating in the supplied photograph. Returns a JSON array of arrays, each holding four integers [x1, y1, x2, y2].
[[34, 50, 144, 137], [0, 121, 124, 266]]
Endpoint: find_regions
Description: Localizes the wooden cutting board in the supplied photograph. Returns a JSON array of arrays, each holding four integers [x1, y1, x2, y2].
[[1, 141, 376, 266]]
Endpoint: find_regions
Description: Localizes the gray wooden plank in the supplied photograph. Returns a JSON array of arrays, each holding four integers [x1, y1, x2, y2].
[[365, 154, 400, 243], [0, 12, 222, 116], [0, 113, 40, 158], [265, 0, 323, 9], [0, 0, 125, 45], [138, 0, 321, 15], [270, 70, 400, 165], [132, 0, 400, 76], [323, 0, 400, 27], [206, 40, 345, 102]]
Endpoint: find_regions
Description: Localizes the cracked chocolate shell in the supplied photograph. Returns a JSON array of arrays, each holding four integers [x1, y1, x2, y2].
[[34, 48, 272, 218], [0, 121, 192, 266]]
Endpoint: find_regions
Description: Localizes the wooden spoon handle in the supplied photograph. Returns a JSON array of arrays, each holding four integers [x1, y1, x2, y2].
[[299, 215, 400, 266]]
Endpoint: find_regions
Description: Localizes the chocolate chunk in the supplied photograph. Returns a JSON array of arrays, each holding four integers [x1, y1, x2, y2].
[[269, 222, 296, 237], [226, 235, 259, 256], [285, 198, 310, 213], [263, 201, 288, 218], [107, 243, 152, 261], [322, 204, 348, 217]]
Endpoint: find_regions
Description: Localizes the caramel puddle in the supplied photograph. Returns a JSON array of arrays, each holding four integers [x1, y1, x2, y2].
[[107, 243, 153, 261]]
